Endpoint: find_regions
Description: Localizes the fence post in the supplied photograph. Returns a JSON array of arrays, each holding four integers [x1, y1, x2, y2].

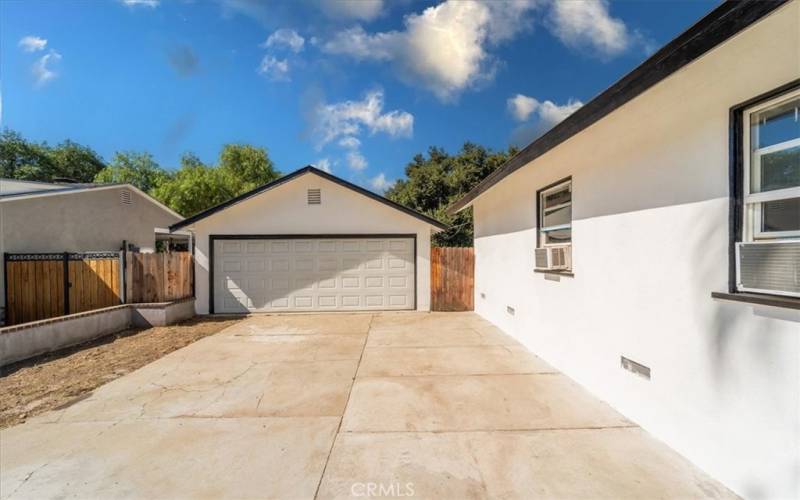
[[3, 253, 8, 324], [120, 240, 127, 304], [62, 252, 70, 316]]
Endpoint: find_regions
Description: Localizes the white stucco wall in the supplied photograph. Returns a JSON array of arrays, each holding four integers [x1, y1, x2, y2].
[[472, 3, 800, 499], [186, 171, 435, 314]]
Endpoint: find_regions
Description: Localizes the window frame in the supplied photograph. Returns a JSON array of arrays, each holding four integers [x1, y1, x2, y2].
[[742, 88, 800, 241], [536, 176, 573, 248], [728, 79, 800, 294]]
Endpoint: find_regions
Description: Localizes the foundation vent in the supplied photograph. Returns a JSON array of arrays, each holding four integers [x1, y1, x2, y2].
[[506, 306, 515, 315], [307, 188, 321, 205]]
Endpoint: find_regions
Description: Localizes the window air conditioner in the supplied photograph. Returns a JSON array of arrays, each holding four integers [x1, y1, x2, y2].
[[736, 240, 800, 297], [535, 245, 571, 271]]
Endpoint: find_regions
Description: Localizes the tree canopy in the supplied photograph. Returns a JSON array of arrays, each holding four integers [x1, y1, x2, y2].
[[0, 129, 106, 182], [3, 129, 509, 247], [94, 151, 169, 193], [152, 144, 281, 216], [385, 142, 516, 247]]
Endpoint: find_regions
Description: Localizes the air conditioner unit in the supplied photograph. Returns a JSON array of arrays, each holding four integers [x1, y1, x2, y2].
[[736, 240, 800, 297], [535, 245, 571, 271]]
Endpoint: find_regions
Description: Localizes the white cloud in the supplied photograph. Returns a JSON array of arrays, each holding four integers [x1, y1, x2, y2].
[[509, 96, 583, 146], [312, 89, 413, 148], [548, 0, 630, 56], [369, 172, 394, 192], [507, 94, 539, 122], [258, 56, 290, 81], [32, 50, 62, 87], [537, 99, 583, 126], [315, 158, 332, 173], [346, 151, 368, 171], [322, 0, 539, 101], [263, 28, 305, 53], [19, 36, 47, 52], [323, 26, 395, 60], [121, 0, 159, 7], [338, 136, 361, 149], [319, 0, 385, 21]]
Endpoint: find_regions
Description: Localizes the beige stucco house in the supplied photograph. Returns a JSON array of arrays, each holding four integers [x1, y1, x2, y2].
[[0, 180, 182, 321]]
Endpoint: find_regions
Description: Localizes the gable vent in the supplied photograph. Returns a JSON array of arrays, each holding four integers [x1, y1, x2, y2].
[[307, 188, 321, 205], [120, 189, 132, 205]]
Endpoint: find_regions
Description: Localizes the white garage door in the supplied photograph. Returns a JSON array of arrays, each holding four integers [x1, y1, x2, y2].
[[213, 237, 415, 313]]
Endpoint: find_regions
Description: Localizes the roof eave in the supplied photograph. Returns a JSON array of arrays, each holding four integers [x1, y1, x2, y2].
[[447, 0, 791, 216]]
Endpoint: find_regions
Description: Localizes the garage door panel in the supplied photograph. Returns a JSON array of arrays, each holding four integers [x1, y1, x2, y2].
[[294, 257, 314, 271], [271, 258, 290, 271], [246, 241, 266, 253], [214, 237, 414, 312], [341, 240, 361, 252], [389, 295, 409, 306], [271, 241, 290, 253], [294, 241, 314, 252]]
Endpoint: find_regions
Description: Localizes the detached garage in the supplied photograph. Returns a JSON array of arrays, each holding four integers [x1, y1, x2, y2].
[[170, 166, 446, 314]]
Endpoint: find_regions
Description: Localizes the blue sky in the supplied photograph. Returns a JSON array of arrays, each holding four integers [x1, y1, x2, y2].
[[1, 0, 716, 191]]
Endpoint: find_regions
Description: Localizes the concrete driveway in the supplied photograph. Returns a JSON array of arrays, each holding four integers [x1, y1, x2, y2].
[[1, 312, 732, 499]]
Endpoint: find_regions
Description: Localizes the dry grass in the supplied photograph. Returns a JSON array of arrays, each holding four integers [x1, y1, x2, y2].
[[0, 316, 241, 429]]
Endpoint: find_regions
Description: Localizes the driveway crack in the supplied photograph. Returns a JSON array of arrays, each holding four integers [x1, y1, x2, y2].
[[312, 313, 374, 499]]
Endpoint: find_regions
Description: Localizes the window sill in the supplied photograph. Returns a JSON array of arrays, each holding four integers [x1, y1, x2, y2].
[[534, 269, 574, 277], [711, 291, 800, 310]]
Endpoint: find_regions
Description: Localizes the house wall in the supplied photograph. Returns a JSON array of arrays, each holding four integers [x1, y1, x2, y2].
[[188, 172, 434, 314], [0, 187, 181, 321], [472, 3, 799, 499]]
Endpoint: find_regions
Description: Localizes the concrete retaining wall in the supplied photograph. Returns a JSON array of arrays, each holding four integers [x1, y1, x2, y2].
[[132, 298, 196, 328], [0, 298, 196, 367]]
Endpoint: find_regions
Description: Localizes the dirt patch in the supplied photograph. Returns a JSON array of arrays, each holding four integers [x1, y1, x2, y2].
[[0, 316, 241, 429]]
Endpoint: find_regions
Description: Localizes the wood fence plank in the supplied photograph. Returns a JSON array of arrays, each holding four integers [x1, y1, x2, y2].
[[111, 259, 120, 303], [52, 261, 62, 317], [71, 261, 80, 313], [22, 262, 31, 323], [430, 247, 474, 312], [7, 263, 16, 324]]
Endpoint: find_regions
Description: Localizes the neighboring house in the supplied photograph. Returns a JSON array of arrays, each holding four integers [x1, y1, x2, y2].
[[170, 166, 446, 315], [0, 181, 182, 321], [0, 179, 72, 195], [449, 1, 799, 498]]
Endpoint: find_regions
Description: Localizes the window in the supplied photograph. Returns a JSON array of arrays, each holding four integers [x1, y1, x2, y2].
[[743, 89, 800, 240], [538, 178, 572, 246], [728, 84, 800, 300]]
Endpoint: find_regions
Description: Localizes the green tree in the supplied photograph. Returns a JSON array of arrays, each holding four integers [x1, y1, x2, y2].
[[0, 130, 105, 182], [94, 152, 170, 192], [152, 153, 230, 216], [153, 145, 281, 216], [386, 142, 516, 247], [217, 144, 280, 193], [48, 140, 106, 182]]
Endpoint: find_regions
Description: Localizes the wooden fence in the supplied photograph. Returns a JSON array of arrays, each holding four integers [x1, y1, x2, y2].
[[431, 247, 474, 311], [4, 251, 193, 326], [126, 252, 193, 303], [4, 252, 121, 325]]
